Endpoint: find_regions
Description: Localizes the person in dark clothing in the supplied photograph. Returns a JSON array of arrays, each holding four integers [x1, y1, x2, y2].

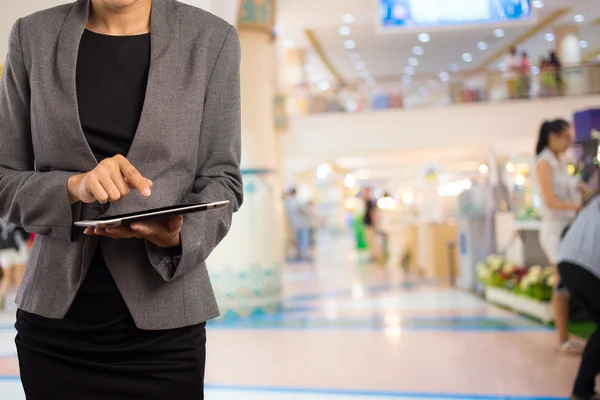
[[557, 195, 600, 400], [0, 0, 242, 398], [362, 188, 379, 260], [549, 51, 564, 95]]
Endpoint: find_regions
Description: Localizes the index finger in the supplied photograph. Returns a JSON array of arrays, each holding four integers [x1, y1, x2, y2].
[[118, 159, 151, 197]]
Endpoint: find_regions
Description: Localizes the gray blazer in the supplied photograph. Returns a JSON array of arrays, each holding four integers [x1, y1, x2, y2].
[[0, 0, 243, 330]]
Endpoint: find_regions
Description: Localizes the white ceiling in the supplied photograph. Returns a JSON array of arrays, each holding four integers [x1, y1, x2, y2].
[[277, 0, 600, 85]]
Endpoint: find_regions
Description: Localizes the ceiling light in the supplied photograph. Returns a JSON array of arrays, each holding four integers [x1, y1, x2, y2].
[[360, 70, 371, 79], [344, 173, 357, 188], [402, 75, 412, 84], [462, 53, 473, 63], [344, 40, 356, 49], [339, 26, 352, 36], [405, 66, 415, 76], [350, 51, 361, 60], [494, 28, 505, 38], [317, 163, 332, 179], [418, 33, 431, 43], [479, 164, 489, 175], [318, 81, 330, 91], [354, 60, 366, 70], [439, 71, 450, 82], [413, 46, 424, 55], [545, 33, 555, 42], [342, 14, 355, 24], [282, 39, 295, 48], [574, 14, 585, 23], [477, 41, 488, 51], [580, 40, 589, 49], [450, 63, 460, 72], [506, 162, 515, 173], [408, 57, 419, 67], [530, 66, 540, 75], [532, 0, 544, 8]]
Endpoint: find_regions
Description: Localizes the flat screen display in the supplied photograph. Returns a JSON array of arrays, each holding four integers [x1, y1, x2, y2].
[[379, 0, 533, 29]]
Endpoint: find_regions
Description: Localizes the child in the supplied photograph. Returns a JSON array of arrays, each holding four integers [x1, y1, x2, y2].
[[0, 221, 29, 310]]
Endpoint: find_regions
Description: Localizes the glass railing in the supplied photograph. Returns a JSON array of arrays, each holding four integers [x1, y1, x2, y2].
[[286, 63, 600, 115]]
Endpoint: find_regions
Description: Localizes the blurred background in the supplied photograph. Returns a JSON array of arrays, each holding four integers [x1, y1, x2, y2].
[[1, 0, 600, 399]]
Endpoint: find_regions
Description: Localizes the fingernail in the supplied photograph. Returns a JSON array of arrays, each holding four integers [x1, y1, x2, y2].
[[142, 188, 151, 197]]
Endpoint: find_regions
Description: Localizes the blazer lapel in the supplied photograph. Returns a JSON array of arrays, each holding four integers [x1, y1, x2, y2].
[[125, 0, 180, 169], [55, 0, 97, 172]]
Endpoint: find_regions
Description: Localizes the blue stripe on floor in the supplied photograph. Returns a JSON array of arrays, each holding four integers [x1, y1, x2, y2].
[[0, 378, 568, 400]]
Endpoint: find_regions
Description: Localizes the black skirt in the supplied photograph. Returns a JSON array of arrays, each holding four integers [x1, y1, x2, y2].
[[15, 252, 206, 400]]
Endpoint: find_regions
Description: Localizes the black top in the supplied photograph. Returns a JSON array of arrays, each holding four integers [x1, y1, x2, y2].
[[76, 30, 150, 161], [363, 198, 375, 226]]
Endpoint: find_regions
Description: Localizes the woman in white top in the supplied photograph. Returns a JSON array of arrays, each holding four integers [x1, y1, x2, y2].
[[535, 119, 591, 354]]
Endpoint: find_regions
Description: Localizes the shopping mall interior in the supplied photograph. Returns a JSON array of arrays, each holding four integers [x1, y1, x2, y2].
[[1, 0, 600, 399]]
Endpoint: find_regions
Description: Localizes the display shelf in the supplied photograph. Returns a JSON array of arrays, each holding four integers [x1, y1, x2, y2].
[[485, 287, 554, 324]]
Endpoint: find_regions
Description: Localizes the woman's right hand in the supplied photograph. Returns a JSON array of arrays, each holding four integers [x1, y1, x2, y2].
[[67, 154, 152, 204]]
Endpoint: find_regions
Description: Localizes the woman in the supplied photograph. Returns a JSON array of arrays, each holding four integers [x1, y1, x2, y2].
[[0, 0, 242, 398], [549, 51, 564, 96], [535, 119, 590, 355], [557, 194, 600, 400]]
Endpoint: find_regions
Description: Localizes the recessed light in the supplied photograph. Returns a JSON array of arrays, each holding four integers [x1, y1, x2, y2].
[[450, 63, 460, 72], [580, 40, 589, 48], [318, 81, 330, 91], [339, 26, 352, 36], [283, 39, 295, 48], [532, 0, 544, 8], [344, 40, 356, 49], [354, 60, 366, 70], [360, 70, 371, 79], [530, 66, 540, 75], [413, 46, 424, 55], [574, 14, 585, 23], [439, 71, 450, 82], [342, 14, 355, 24], [545, 33, 555, 42], [402, 75, 412, 84], [418, 33, 431, 43], [408, 57, 419, 67], [405, 66, 415, 75], [462, 53, 473, 63], [494, 28, 505, 38], [477, 41, 488, 51], [350, 51, 361, 60]]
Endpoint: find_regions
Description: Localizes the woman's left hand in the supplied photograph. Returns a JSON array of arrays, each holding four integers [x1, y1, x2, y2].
[[84, 215, 183, 249]]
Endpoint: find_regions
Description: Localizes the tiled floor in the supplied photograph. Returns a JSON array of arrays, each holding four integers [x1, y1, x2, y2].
[[0, 234, 583, 399]]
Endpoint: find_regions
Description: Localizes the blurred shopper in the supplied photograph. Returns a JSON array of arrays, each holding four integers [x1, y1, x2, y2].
[[549, 51, 564, 96], [504, 47, 520, 99], [517, 50, 531, 98], [0, 0, 243, 398], [286, 188, 312, 262], [535, 119, 592, 355], [539, 59, 557, 97], [557, 194, 600, 400], [362, 188, 380, 261], [0, 222, 28, 311]]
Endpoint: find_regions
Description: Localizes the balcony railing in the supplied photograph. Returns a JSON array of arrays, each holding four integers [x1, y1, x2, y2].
[[287, 63, 600, 115]]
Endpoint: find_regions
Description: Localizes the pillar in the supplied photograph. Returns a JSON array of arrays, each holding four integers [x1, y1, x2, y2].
[[553, 24, 581, 66], [206, 0, 285, 318]]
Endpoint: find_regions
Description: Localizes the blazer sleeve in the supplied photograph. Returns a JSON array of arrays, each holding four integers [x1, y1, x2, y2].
[[0, 20, 80, 240], [145, 26, 244, 281]]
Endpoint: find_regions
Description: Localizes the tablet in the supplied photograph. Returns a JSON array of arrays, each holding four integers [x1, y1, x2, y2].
[[74, 200, 230, 228]]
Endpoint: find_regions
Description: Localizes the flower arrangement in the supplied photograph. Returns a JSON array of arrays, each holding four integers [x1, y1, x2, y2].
[[477, 255, 555, 302]]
